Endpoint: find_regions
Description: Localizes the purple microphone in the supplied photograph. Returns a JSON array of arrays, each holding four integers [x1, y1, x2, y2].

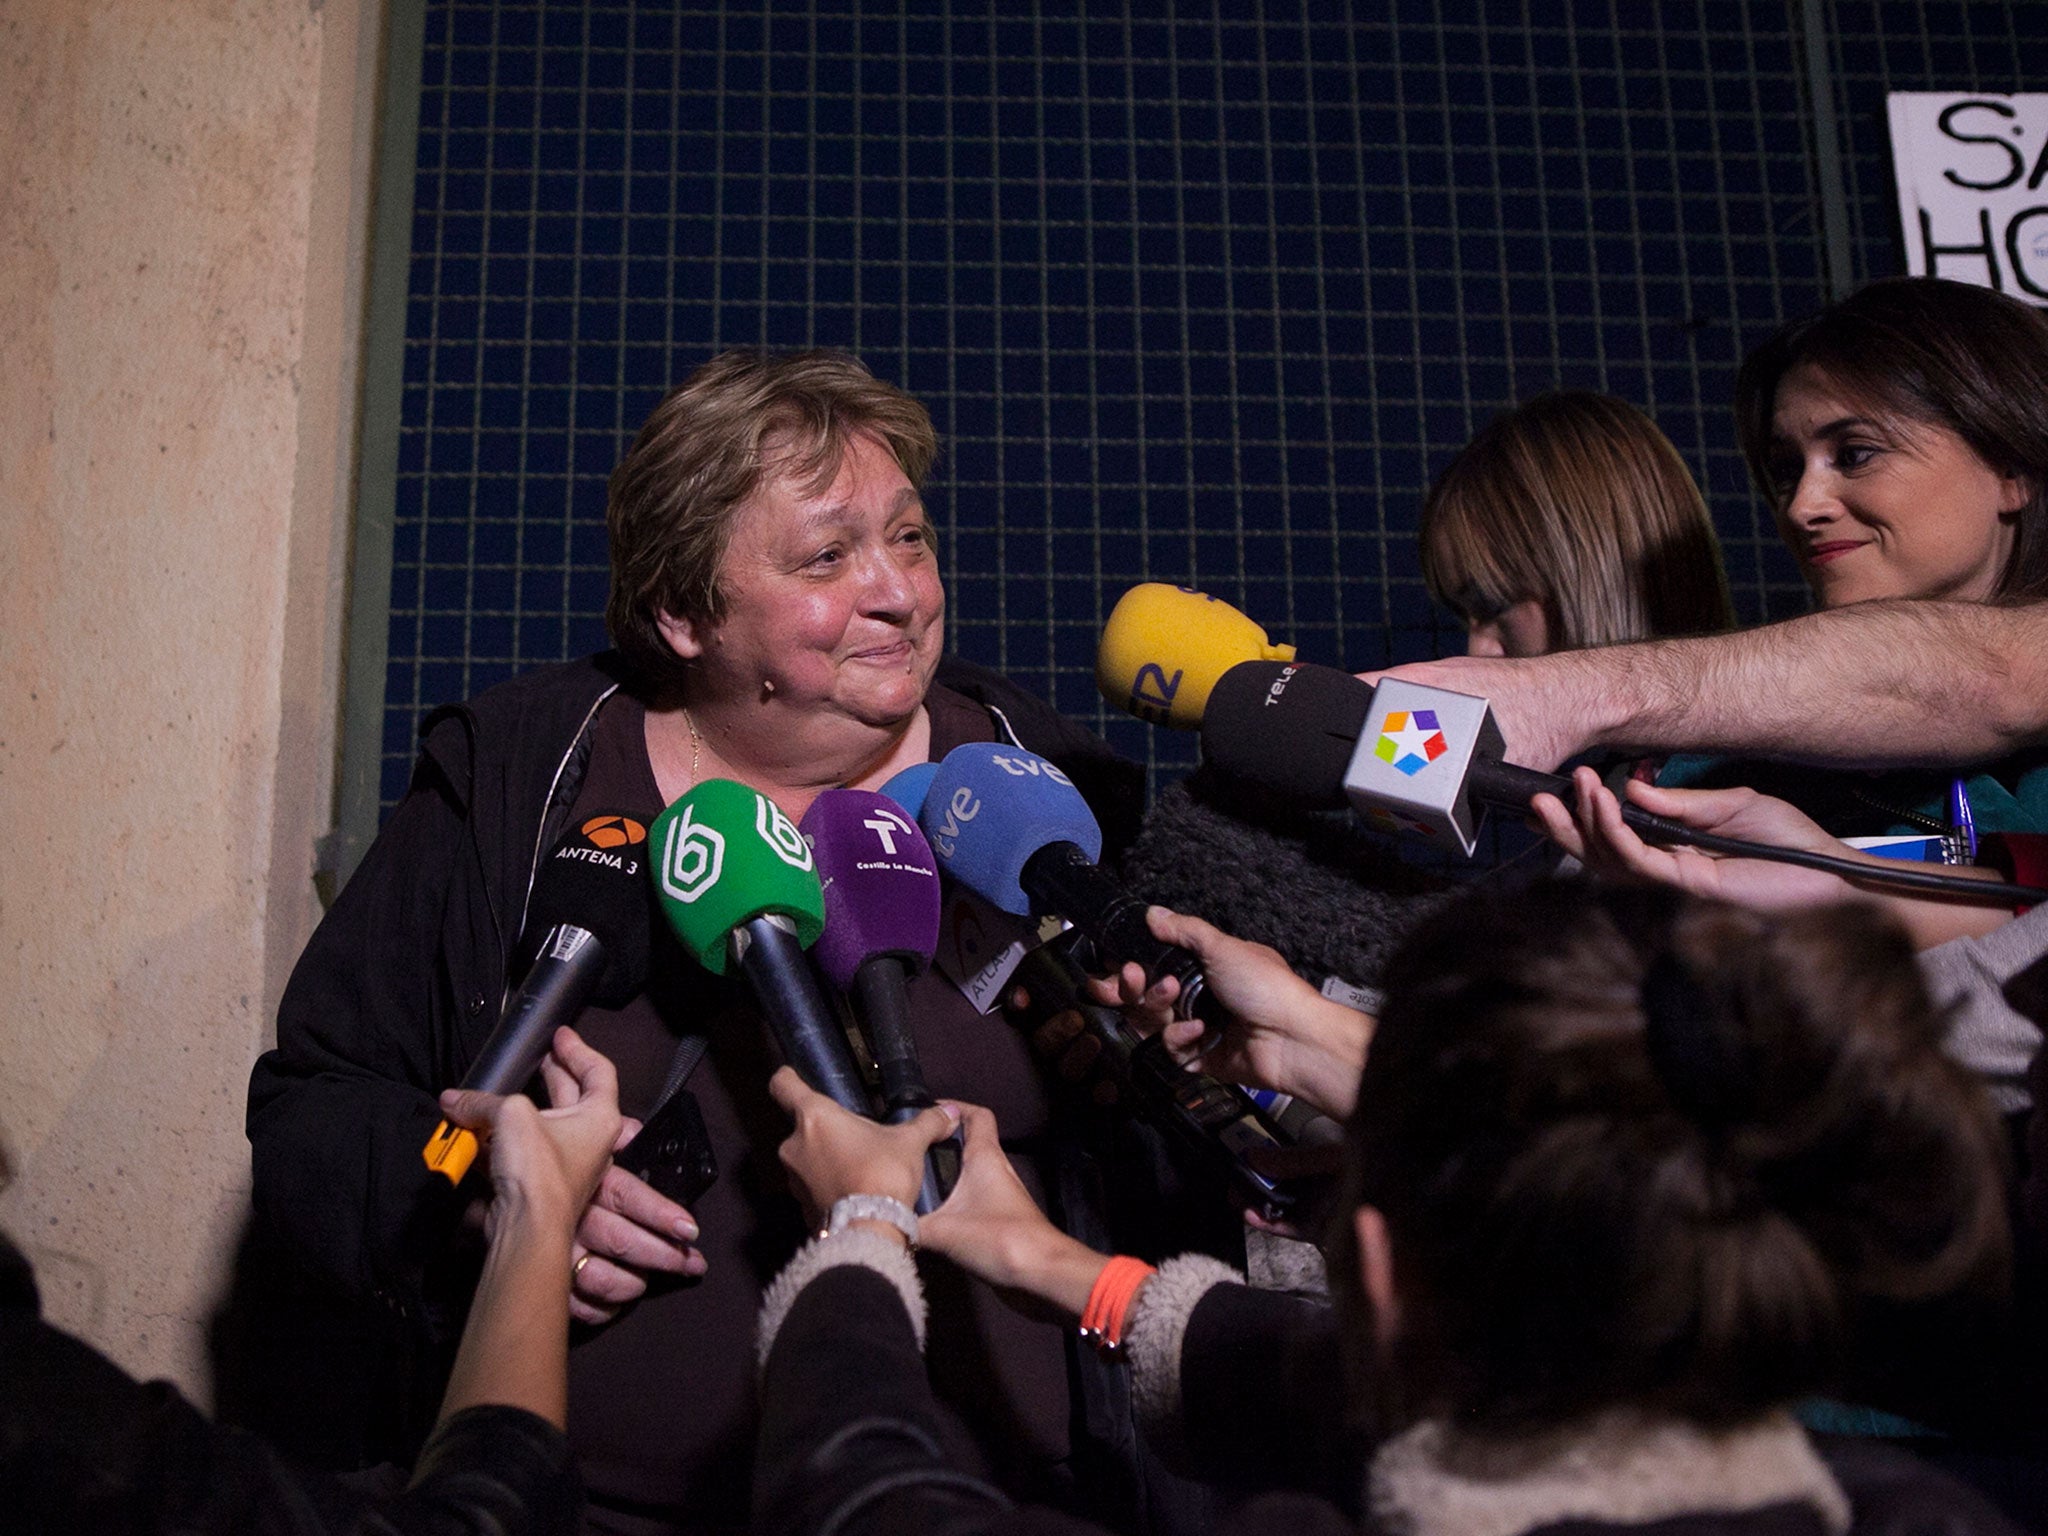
[[801, 788, 958, 1211]]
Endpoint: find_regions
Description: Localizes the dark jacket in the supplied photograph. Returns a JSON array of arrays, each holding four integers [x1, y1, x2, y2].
[[752, 1261, 2026, 1536], [243, 652, 1145, 1495], [247, 651, 1140, 1330], [0, 1234, 579, 1536]]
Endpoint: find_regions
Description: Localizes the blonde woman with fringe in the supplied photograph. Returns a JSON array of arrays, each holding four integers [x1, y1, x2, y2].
[[1420, 391, 1735, 657]]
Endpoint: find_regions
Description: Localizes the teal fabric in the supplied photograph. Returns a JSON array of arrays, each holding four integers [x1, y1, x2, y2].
[[1655, 749, 2048, 841], [1795, 1396, 1943, 1440]]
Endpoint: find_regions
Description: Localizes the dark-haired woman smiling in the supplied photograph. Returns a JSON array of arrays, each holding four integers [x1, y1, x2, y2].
[[1738, 277, 2048, 610], [1659, 278, 2048, 844]]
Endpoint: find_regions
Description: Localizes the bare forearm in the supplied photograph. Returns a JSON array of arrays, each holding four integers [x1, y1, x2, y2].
[[988, 1224, 1112, 1317], [1579, 602, 2048, 767], [439, 1200, 575, 1429], [1274, 997, 1372, 1121]]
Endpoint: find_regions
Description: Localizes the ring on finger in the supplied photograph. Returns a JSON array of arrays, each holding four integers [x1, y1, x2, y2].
[[573, 1252, 595, 1280]]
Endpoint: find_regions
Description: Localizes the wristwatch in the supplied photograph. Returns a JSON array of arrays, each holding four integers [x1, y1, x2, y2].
[[823, 1193, 918, 1250]]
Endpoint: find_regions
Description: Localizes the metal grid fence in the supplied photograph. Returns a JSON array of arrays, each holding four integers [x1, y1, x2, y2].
[[353, 0, 2046, 830]]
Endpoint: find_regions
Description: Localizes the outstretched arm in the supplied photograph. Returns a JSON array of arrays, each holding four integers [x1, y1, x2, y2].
[[1364, 600, 2048, 772], [1533, 769, 2014, 951], [436, 1028, 623, 1428]]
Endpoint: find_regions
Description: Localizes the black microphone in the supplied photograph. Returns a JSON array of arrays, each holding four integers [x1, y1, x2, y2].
[[423, 810, 657, 1183], [1203, 660, 2048, 904]]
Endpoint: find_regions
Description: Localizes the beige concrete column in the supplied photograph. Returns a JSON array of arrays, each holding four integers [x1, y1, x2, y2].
[[0, 0, 381, 1401]]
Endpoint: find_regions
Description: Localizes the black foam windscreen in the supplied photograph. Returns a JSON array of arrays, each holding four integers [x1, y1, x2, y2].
[[522, 810, 658, 1005], [1200, 661, 1374, 810]]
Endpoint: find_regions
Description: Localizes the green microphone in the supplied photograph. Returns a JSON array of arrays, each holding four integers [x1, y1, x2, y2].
[[648, 779, 872, 1115]]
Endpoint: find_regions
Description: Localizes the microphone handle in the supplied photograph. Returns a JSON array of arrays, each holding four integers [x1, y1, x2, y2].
[[732, 915, 875, 1117], [882, 1099, 962, 1215], [850, 955, 960, 1214], [852, 954, 932, 1115], [424, 923, 607, 1183], [466, 925, 608, 1091], [1020, 840, 1218, 1028], [1464, 755, 1574, 814]]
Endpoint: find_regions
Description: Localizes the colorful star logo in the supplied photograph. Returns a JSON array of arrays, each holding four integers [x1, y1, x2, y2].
[[1375, 709, 1447, 776]]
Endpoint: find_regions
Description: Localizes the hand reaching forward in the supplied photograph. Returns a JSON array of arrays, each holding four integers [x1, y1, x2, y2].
[[435, 1025, 624, 1424], [1532, 767, 1859, 909], [768, 1066, 958, 1232], [439, 1025, 622, 1243], [919, 1103, 1110, 1318], [1532, 768, 2011, 949], [1087, 905, 1372, 1121]]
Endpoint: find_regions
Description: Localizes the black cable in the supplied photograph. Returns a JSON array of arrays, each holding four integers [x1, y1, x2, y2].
[[1473, 758, 2048, 906], [1618, 805, 2048, 906]]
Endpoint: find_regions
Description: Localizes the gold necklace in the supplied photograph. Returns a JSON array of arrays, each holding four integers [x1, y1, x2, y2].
[[682, 705, 702, 789]]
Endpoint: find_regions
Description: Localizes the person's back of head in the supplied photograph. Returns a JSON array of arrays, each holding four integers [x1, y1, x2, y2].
[[1348, 881, 2010, 1435], [1419, 391, 1735, 653]]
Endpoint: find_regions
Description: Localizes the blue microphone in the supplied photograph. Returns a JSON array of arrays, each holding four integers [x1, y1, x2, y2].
[[878, 761, 939, 820], [918, 744, 1221, 1031]]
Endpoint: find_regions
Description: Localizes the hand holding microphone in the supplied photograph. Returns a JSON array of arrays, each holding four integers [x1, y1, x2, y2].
[[1193, 652, 2048, 905], [423, 811, 658, 1185], [1087, 904, 1374, 1123], [916, 742, 1227, 1034], [768, 1067, 960, 1240], [416, 812, 704, 1322]]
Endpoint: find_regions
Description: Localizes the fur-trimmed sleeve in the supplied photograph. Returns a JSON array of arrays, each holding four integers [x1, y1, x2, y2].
[[756, 1228, 926, 1375], [1121, 1254, 1241, 1458]]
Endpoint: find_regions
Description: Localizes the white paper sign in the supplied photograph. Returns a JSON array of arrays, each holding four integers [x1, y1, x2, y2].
[[1887, 92, 2048, 303], [930, 886, 1044, 1014]]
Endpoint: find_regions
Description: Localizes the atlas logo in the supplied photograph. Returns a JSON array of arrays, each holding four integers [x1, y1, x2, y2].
[[1375, 709, 1447, 777], [755, 794, 813, 871], [580, 814, 647, 849], [658, 805, 725, 903]]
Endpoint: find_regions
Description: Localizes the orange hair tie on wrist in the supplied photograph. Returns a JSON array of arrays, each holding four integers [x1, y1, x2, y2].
[[1078, 1256, 1156, 1357]]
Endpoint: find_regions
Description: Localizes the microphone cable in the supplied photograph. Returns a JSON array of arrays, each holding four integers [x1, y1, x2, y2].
[[1472, 760, 2048, 906]]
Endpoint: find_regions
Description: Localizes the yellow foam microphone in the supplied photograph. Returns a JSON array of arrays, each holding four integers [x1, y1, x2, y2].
[[1096, 583, 1296, 729]]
